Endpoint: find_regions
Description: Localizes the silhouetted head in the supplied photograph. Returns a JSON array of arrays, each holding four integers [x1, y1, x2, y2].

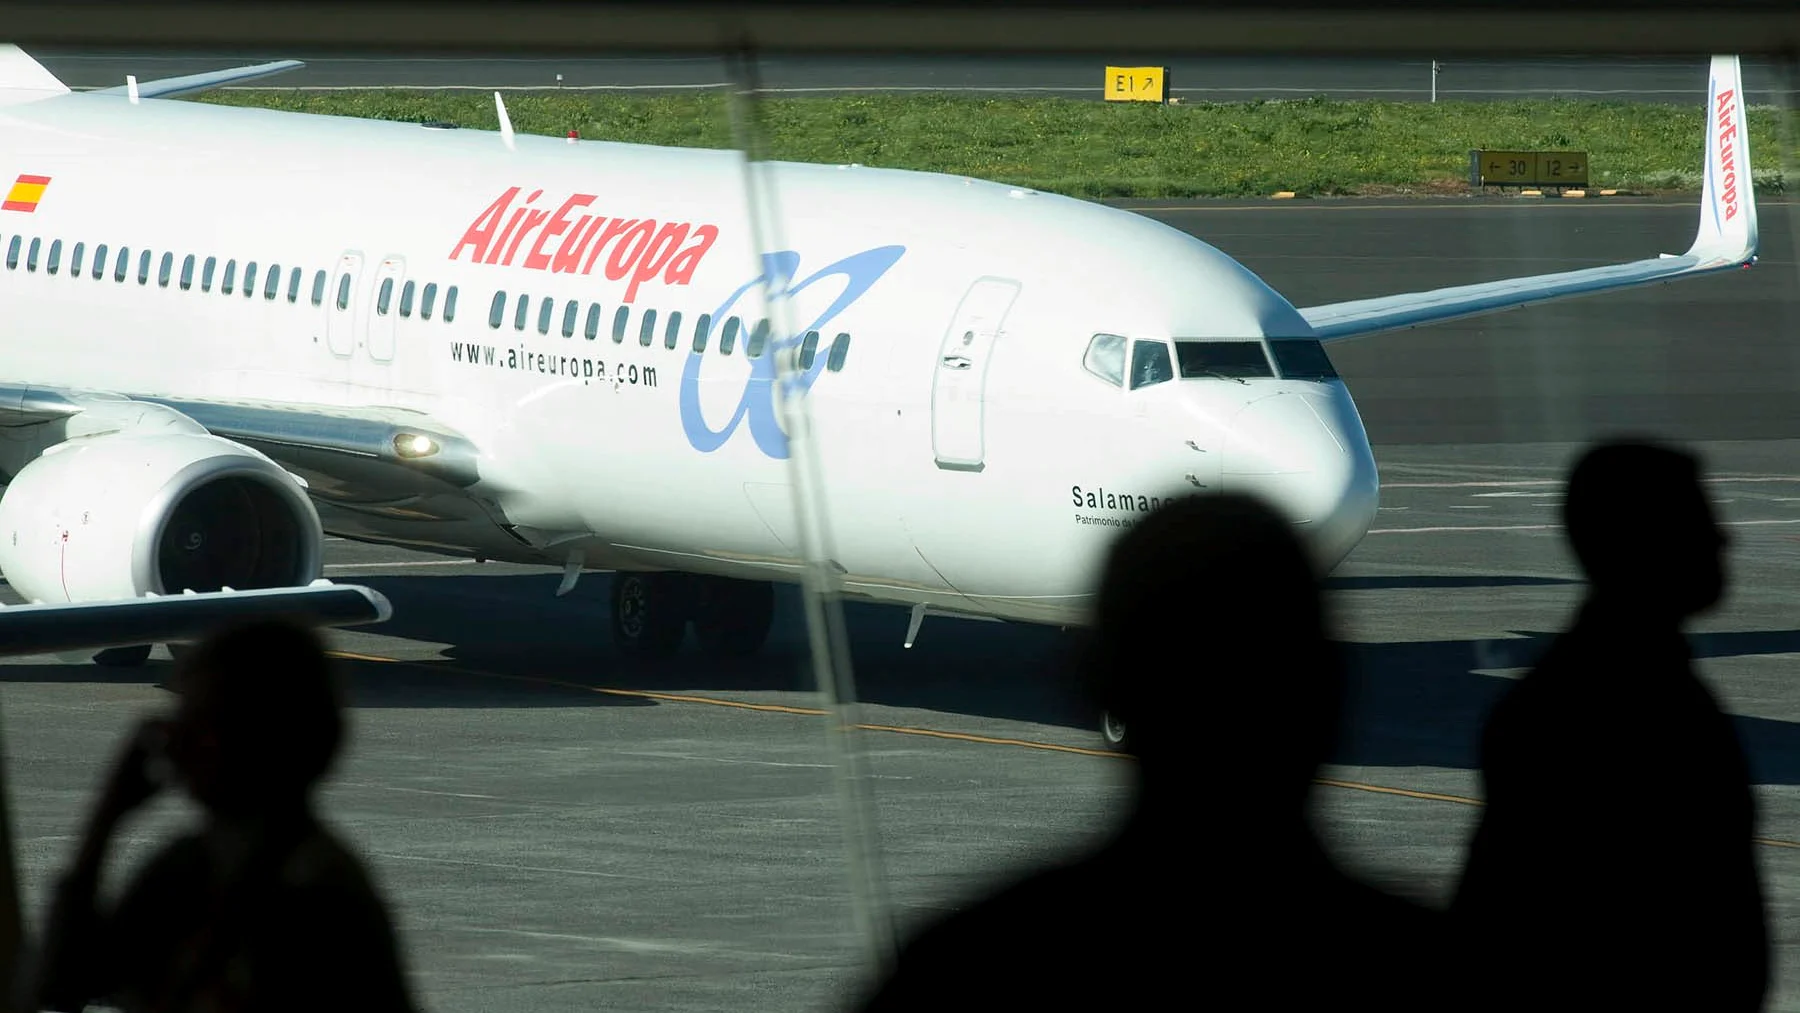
[[1563, 440, 1727, 621], [165, 618, 345, 817], [1082, 493, 1342, 805]]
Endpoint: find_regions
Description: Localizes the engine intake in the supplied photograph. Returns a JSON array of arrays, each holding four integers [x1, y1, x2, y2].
[[0, 433, 323, 604]]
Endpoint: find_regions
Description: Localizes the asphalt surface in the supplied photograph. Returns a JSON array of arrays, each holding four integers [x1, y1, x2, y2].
[[24, 49, 1800, 102], [2, 203, 1799, 1012]]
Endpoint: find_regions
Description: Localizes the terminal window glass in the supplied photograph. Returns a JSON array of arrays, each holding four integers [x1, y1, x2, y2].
[[1083, 333, 1126, 387], [1175, 340, 1274, 379], [1130, 339, 1174, 390]]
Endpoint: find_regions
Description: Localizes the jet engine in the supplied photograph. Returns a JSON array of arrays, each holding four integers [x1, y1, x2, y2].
[[0, 433, 323, 604]]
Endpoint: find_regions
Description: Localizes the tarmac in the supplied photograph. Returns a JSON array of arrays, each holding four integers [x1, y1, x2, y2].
[[2, 199, 1798, 1011]]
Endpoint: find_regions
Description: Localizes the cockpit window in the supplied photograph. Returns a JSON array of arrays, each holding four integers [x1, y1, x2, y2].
[[1176, 340, 1274, 379], [1268, 339, 1340, 381], [1129, 339, 1174, 390], [1083, 333, 1127, 387]]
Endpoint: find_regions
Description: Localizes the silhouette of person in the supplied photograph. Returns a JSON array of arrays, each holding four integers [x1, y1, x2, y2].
[[1452, 440, 1768, 1011], [851, 492, 1446, 1011], [31, 618, 418, 1013]]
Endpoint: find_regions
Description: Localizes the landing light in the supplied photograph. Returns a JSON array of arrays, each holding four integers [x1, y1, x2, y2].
[[394, 433, 439, 459]]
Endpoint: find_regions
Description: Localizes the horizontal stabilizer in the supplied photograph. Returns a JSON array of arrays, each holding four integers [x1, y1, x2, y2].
[[1298, 54, 1756, 343], [0, 581, 390, 658], [94, 59, 304, 99]]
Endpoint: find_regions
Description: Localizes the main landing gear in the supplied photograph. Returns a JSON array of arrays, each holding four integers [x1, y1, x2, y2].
[[609, 573, 775, 659]]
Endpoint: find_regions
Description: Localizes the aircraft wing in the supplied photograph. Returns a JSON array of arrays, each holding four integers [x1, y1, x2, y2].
[[1298, 54, 1756, 344], [0, 581, 390, 658], [92, 59, 305, 100]]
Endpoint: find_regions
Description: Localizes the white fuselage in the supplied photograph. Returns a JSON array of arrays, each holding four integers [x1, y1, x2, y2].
[[0, 91, 1379, 624]]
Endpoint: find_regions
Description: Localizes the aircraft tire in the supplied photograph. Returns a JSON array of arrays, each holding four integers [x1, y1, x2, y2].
[[1099, 709, 1130, 753], [611, 572, 689, 657], [93, 644, 153, 668], [693, 578, 774, 658]]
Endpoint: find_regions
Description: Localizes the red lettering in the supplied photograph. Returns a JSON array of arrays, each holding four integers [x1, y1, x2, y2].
[[551, 215, 600, 274], [623, 223, 689, 302], [582, 218, 640, 275], [663, 224, 719, 287], [605, 220, 657, 285], [485, 188, 543, 265], [449, 187, 518, 262], [526, 194, 595, 271], [502, 208, 552, 266]]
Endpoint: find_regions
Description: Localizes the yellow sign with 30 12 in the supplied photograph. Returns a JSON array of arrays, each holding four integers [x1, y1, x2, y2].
[[1104, 66, 1169, 103], [1474, 150, 1589, 187]]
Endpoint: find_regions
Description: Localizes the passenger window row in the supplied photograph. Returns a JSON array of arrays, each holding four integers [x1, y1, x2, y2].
[[486, 290, 854, 372], [3, 233, 462, 326]]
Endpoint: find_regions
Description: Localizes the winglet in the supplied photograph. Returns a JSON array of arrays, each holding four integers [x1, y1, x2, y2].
[[495, 91, 516, 151], [1688, 54, 1758, 267]]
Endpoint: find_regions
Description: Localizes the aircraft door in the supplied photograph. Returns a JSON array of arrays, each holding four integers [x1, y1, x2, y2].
[[931, 277, 1020, 472], [323, 251, 363, 358], [366, 256, 405, 363]]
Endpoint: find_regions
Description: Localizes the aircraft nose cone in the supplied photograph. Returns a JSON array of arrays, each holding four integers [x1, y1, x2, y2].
[[1222, 390, 1379, 570]]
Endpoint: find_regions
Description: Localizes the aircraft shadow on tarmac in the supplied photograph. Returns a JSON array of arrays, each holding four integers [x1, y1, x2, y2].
[[8, 572, 1800, 784]]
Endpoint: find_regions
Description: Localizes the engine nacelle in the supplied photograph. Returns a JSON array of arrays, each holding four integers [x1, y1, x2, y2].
[[0, 433, 323, 604]]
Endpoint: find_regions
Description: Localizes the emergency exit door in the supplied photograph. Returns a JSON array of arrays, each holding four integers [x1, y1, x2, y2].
[[931, 277, 1020, 472]]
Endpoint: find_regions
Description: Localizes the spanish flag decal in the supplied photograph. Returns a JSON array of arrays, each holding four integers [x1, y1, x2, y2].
[[2, 174, 49, 212]]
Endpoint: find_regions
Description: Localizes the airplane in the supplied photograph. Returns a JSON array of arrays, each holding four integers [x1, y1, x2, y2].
[[0, 47, 1756, 748]]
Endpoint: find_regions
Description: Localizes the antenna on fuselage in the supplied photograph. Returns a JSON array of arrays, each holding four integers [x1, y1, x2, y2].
[[125, 74, 138, 104], [494, 91, 515, 151]]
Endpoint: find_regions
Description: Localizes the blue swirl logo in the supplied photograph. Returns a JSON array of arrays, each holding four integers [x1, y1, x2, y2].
[[679, 244, 905, 458]]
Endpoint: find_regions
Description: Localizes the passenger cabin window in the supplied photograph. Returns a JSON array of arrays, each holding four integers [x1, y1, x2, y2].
[[263, 263, 280, 299], [420, 283, 438, 320], [718, 317, 741, 355], [443, 286, 457, 322], [746, 319, 770, 358], [376, 277, 393, 316], [334, 272, 351, 310], [1268, 339, 1340, 381], [798, 330, 821, 369], [114, 247, 130, 283], [4, 236, 17, 270], [1083, 333, 1126, 387], [1175, 340, 1274, 380], [310, 270, 325, 306], [638, 308, 657, 347], [138, 250, 152, 285], [287, 267, 301, 303], [488, 291, 506, 328], [241, 261, 256, 294], [180, 255, 195, 291], [827, 333, 851, 372], [1129, 339, 1174, 390], [46, 239, 60, 274], [158, 252, 174, 288], [92, 244, 108, 280], [611, 306, 629, 343], [70, 242, 84, 276], [537, 296, 553, 335], [202, 256, 217, 292], [664, 311, 683, 350], [25, 238, 39, 272], [512, 293, 529, 331], [583, 303, 600, 340], [561, 300, 578, 338], [692, 314, 712, 353], [222, 259, 236, 294], [399, 280, 415, 317]]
